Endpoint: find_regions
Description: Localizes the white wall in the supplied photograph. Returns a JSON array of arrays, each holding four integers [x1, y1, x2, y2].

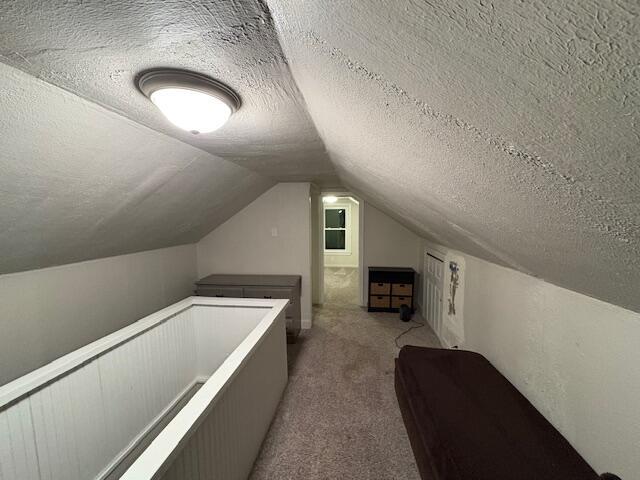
[[197, 183, 313, 327], [0, 244, 197, 385], [421, 241, 640, 478], [362, 203, 421, 270], [324, 197, 359, 268], [362, 203, 422, 306]]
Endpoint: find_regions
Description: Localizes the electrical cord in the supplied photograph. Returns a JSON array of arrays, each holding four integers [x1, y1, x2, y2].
[[394, 319, 426, 349]]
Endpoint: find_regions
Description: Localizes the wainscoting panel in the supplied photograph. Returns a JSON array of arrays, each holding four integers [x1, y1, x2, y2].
[[0, 298, 287, 480], [160, 311, 287, 480]]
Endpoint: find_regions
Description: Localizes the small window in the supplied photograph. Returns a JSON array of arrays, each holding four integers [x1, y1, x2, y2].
[[325, 229, 346, 250], [324, 206, 349, 252]]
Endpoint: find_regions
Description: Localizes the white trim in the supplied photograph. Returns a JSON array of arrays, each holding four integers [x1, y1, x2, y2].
[[358, 196, 365, 306], [316, 191, 363, 306], [423, 248, 446, 346], [422, 239, 448, 262], [120, 299, 287, 479], [323, 203, 351, 254], [0, 296, 287, 409], [317, 189, 325, 305]]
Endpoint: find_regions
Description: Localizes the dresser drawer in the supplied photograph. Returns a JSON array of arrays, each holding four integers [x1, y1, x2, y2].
[[243, 287, 294, 301], [370, 282, 391, 295], [370, 295, 390, 308], [196, 286, 243, 297], [392, 283, 412, 296], [391, 296, 412, 309]]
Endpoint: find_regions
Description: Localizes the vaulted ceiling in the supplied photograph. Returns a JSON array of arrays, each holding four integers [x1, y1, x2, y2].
[[268, 0, 640, 312], [0, 0, 329, 272], [0, 1, 638, 312], [0, 63, 275, 271], [0, 0, 335, 183]]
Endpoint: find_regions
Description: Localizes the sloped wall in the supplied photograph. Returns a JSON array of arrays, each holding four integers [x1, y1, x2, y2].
[[0, 244, 197, 385], [363, 203, 422, 271], [0, 62, 275, 276], [269, 0, 640, 314], [426, 242, 640, 478], [197, 183, 313, 326]]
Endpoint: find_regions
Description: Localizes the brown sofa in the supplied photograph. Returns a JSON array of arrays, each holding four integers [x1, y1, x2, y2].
[[395, 346, 601, 480]]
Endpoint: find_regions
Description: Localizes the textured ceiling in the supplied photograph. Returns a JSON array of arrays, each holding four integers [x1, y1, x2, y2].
[[267, 0, 640, 312], [0, 62, 274, 273], [0, 0, 332, 275], [0, 0, 336, 184], [0, 0, 638, 313]]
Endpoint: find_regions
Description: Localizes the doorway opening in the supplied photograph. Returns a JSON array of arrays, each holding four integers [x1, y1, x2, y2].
[[321, 195, 361, 306]]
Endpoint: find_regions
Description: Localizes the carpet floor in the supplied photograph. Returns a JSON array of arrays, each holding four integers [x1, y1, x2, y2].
[[323, 266, 359, 305], [249, 303, 441, 479]]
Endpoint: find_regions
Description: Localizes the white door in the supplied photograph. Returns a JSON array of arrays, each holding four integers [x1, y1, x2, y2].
[[423, 251, 444, 338]]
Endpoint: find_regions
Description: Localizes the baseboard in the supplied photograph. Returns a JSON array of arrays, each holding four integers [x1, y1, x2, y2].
[[301, 318, 312, 329]]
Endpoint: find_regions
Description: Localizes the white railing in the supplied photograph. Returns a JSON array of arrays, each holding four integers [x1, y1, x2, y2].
[[0, 297, 288, 480]]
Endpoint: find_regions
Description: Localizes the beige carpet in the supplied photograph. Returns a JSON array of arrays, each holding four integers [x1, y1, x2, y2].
[[324, 266, 359, 305], [249, 303, 441, 480]]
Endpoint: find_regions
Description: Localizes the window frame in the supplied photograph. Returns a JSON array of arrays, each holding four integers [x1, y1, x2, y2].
[[323, 203, 351, 255]]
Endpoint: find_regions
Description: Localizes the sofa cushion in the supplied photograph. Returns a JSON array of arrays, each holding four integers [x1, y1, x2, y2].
[[395, 346, 599, 480]]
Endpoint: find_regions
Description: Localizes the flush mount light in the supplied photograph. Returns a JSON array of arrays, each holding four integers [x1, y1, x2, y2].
[[323, 196, 338, 203], [137, 69, 241, 135]]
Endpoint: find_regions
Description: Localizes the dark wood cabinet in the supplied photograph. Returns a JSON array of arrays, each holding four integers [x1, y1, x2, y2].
[[368, 267, 416, 312]]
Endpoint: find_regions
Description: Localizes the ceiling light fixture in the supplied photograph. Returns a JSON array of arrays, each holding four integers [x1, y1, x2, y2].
[[137, 69, 241, 135], [323, 196, 338, 203]]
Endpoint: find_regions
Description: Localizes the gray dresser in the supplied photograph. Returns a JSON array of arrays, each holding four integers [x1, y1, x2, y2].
[[195, 274, 302, 342]]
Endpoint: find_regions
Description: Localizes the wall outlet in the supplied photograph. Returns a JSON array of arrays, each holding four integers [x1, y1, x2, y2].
[[271, 227, 278, 237]]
